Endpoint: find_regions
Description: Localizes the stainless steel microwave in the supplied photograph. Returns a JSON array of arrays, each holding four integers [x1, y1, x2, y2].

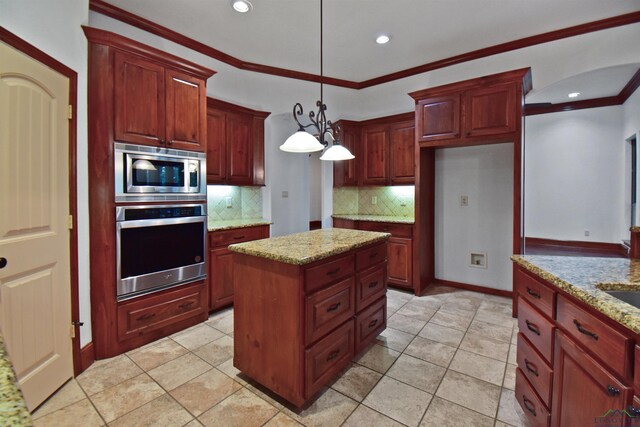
[[115, 143, 206, 202]]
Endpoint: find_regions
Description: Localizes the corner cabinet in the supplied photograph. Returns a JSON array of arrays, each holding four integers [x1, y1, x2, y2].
[[206, 98, 270, 186]]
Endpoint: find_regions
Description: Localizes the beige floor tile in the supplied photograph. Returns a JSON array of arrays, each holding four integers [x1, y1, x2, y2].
[[429, 310, 472, 331], [387, 313, 426, 335], [437, 304, 476, 319], [354, 343, 400, 373], [245, 383, 286, 410], [128, 338, 189, 371], [89, 373, 164, 422], [387, 298, 407, 313], [283, 388, 358, 427], [375, 327, 414, 352], [496, 389, 527, 427], [449, 349, 506, 386], [474, 310, 515, 328], [183, 419, 204, 427], [388, 289, 413, 302], [109, 394, 193, 427], [459, 332, 510, 361], [386, 354, 446, 394], [262, 412, 303, 426], [331, 363, 382, 401], [126, 337, 169, 356], [147, 353, 212, 390], [343, 404, 404, 427], [77, 355, 143, 396], [408, 296, 443, 311], [468, 319, 513, 343], [198, 388, 278, 427], [208, 307, 233, 321], [33, 399, 104, 427], [418, 322, 465, 347], [205, 312, 234, 334], [217, 358, 249, 385], [508, 344, 517, 365], [395, 302, 437, 322], [33, 379, 86, 419], [435, 370, 501, 418], [503, 364, 516, 390], [193, 335, 234, 367], [420, 396, 493, 427], [170, 369, 242, 416], [363, 376, 432, 427], [479, 300, 512, 316], [404, 336, 456, 367], [422, 285, 459, 296], [495, 421, 516, 427], [172, 324, 225, 351]]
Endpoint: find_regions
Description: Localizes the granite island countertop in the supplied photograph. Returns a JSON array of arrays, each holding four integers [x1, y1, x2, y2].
[[512, 255, 640, 335], [331, 214, 414, 224], [0, 334, 32, 426], [207, 218, 272, 232], [228, 228, 390, 265]]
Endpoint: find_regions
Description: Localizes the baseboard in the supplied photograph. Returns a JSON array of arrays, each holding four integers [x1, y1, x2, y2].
[[525, 236, 628, 257], [434, 279, 513, 298], [80, 342, 95, 373]]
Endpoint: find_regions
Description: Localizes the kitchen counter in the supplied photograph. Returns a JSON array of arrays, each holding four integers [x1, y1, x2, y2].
[[331, 214, 414, 224], [0, 335, 32, 426], [207, 218, 271, 232], [228, 228, 390, 265], [512, 254, 640, 335]]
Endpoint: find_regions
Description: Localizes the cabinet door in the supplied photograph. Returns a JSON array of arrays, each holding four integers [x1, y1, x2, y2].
[[226, 112, 253, 185], [334, 125, 359, 187], [552, 331, 631, 427], [387, 237, 412, 289], [416, 95, 460, 143], [362, 125, 388, 185], [464, 83, 516, 138], [165, 69, 207, 151], [114, 52, 165, 146], [389, 121, 415, 184], [206, 109, 226, 184], [209, 248, 235, 310]]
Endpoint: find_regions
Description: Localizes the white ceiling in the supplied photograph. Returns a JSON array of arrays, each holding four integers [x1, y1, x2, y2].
[[103, 0, 640, 82]]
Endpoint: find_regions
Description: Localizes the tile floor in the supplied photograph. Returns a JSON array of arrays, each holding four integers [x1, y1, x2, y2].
[[31, 286, 527, 427]]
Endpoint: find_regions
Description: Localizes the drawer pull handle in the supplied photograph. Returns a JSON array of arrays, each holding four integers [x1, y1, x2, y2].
[[525, 320, 540, 336], [573, 319, 599, 340], [136, 313, 156, 322], [233, 235, 246, 240], [522, 396, 536, 416], [327, 302, 341, 312], [368, 281, 378, 289], [369, 252, 378, 259], [524, 359, 539, 377], [178, 301, 194, 310], [326, 350, 340, 361], [526, 287, 541, 299], [606, 385, 621, 396], [368, 319, 378, 328], [326, 268, 341, 275]]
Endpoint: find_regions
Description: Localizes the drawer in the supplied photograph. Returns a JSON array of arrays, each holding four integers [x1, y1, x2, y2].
[[515, 368, 551, 427], [305, 255, 354, 294], [356, 243, 387, 271], [355, 297, 387, 354], [358, 221, 413, 238], [209, 225, 267, 248], [117, 282, 206, 340], [517, 333, 553, 407], [518, 297, 555, 365], [556, 295, 631, 378], [305, 277, 355, 345], [515, 268, 556, 319], [356, 264, 387, 312], [305, 320, 354, 399]]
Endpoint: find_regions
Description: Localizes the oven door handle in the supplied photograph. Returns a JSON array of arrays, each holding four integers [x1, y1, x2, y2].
[[117, 216, 206, 229]]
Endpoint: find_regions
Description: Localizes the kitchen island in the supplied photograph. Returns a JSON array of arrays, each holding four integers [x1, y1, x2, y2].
[[229, 228, 390, 406], [0, 334, 32, 426]]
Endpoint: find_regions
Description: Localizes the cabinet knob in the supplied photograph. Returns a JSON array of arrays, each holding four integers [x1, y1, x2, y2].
[[606, 385, 621, 396], [0, 257, 6, 269], [167, 139, 173, 145]]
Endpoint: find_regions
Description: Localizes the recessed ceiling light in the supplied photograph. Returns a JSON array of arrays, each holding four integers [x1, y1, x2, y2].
[[231, 0, 252, 13], [376, 35, 390, 45], [568, 92, 581, 98]]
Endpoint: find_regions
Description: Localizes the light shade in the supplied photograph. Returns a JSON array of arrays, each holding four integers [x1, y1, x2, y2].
[[280, 131, 325, 153], [320, 144, 355, 161]]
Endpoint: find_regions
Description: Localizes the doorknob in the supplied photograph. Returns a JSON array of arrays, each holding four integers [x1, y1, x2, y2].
[[0, 258, 6, 269]]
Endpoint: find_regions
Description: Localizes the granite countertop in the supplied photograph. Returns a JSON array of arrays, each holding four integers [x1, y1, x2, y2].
[[229, 228, 390, 265], [512, 255, 640, 335], [631, 226, 640, 233], [0, 335, 32, 426], [208, 218, 272, 232], [331, 214, 415, 224]]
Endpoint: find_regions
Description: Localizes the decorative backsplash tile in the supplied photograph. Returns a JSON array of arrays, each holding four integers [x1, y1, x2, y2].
[[207, 185, 263, 220], [333, 186, 415, 217]]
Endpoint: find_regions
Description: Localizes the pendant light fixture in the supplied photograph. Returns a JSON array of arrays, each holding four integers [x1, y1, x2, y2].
[[279, 0, 354, 161]]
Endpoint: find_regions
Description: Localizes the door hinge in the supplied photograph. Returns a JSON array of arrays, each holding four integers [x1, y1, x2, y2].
[[68, 215, 73, 230], [67, 104, 73, 120], [70, 324, 75, 338]]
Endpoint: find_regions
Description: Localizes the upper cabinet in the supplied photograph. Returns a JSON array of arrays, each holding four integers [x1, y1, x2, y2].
[[333, 121, 359, 187], [114, 51, 208, 152], [416, 95, 460, 142], [388, 121, 415, 184], [206, 98, 270, 186], [362, 125, 388, 185]]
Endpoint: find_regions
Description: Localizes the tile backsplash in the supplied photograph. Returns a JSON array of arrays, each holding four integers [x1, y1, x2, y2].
[[333, 186, 415, 217], [207, 185, 263, 220]]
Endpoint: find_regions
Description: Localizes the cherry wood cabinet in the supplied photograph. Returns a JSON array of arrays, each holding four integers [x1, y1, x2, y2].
[[416, 95, 460, 142], [389, 121, 416, 184], [206, 98, 270, 186], [333, 121, 359, 187], [362, 125, 388, 185]]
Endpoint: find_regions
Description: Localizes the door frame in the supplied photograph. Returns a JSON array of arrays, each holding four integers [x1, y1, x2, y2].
[[0, 27, 84, 375]]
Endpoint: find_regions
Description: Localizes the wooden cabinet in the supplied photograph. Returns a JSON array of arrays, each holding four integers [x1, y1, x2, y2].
[[333, 121, 359, 187], [362, 125, 388, 185], [208, 225, 269, 311], [206, 98, 270, 186], [389, 121, 415, 184], [114, 51, 207, 151], [464, 83, 516, 138], [416, 95, 460, 142]]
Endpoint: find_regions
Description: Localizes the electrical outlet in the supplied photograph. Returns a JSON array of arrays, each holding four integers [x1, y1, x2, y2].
[[400, 197, 406, 206], [584, 230, 590, 237], [469, 252, 487, 269], [225, 197, 232, 208], [372, 196, 377, 205], [460, 195, 469, 206]]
